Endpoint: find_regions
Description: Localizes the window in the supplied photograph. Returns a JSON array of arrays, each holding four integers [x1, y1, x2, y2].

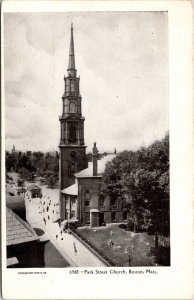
[[66, 79, 70, 92], [64, 99, 68, 114], [70, 102, 76, 113], [66, 209, 69, 219], [111, 212, 116, 222], [71, 198, 76, 205], [71, 211, 76, 218], [69, 125, 76, 143], [70, 80, 75, 92], [69, 163, 76, 178], [71, 198, 76, 208], [110, 193, 117, 206], [123, 211, 127, 220], [85, 191, 90, 207], [99, 193, 105, 206]]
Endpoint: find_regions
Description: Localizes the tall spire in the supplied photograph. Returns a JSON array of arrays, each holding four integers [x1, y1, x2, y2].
[[68, 23, 76, 72]]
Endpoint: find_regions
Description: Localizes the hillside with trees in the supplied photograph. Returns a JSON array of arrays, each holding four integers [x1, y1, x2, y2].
[[6, 151, 59, 187]]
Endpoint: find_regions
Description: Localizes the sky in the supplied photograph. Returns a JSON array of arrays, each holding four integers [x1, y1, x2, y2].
[[4, 12, 168, 153]]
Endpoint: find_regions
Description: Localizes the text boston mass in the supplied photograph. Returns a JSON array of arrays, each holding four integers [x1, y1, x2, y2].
[[70, 269, 158, 275]]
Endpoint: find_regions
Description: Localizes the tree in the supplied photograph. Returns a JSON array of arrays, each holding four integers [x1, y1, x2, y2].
[[6, 153, 17, 171], [47, 174, 57, 189], [102, 133, 169, 243]]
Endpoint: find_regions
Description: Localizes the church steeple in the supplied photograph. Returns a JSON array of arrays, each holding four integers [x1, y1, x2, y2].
[[12, 144, 15, 153], [68, 23, 76, 77], [59, 24, 87, 191]]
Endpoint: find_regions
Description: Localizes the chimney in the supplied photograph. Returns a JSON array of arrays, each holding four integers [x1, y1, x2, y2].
[[92, 142, 98, 176]]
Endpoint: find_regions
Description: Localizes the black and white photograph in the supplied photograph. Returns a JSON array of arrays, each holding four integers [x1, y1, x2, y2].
[[4, 10, 170, 268], [1, 1, 193, 299]]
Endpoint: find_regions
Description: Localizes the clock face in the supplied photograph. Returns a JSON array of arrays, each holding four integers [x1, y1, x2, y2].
[[70, 102, 76, 113]]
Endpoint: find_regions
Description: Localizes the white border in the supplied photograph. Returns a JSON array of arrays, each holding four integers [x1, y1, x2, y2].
[[1, 1, 193, 299]]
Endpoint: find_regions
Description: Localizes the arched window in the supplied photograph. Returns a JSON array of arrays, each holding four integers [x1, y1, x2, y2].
[[70, 102, 76, 114], [66, 79, 71, 94], [99, 193, 105, 206], [64, 99, 68, 114], [70, 80, 75, 92], [69, 125, 76, 143], [68, 162, 76, 178], [85, 190, 90, 207]]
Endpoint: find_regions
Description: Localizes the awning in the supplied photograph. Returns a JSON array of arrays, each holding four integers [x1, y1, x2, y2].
[[61, 183, 78, 196]]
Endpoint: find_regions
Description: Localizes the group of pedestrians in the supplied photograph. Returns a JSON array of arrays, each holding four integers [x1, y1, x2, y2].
[[25, 187, 80, 261], [25, 189, 60, 227]]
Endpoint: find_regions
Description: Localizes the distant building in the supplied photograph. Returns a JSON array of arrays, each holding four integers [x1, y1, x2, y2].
[[12, 144, 16, 154], [36, 176, 46, 185], [6, 208, 46, 268], [10, 144, 19, 171], [27, 185, 42, 198]]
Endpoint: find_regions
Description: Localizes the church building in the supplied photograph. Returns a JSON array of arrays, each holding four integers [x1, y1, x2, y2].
[[59, 25, 125, 227]]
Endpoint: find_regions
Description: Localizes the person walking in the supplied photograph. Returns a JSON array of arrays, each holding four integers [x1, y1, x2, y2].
[[128, 253, 131, 266], [73, 242, 77, 256]]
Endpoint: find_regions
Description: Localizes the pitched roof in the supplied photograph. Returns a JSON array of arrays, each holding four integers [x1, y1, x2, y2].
[[76, 154, 116, 178], [27, 184, 41, 191], [61, 183, 78, 196], [6, 194, 25, 211], [6, 208, 38, 246]]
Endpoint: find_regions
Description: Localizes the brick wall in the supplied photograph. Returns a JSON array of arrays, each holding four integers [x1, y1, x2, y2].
[[60, 146, 87, 190]]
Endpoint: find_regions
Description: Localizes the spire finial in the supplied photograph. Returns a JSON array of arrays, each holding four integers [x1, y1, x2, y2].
[[68, 23, 76, 73]]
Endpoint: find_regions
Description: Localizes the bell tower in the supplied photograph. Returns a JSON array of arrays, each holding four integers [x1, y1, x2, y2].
[[59, 24, 88, 190]]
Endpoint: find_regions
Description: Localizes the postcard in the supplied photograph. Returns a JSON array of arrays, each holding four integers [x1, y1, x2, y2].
[[1, 1, 193, 299]]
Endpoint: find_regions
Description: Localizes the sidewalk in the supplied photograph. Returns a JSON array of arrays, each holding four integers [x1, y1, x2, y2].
[[25, 189, 106, 267]]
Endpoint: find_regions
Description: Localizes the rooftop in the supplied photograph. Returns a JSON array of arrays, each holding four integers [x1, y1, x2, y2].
[[61, 183, 77, 196], [76, 154, 116, 178], [27, 184, 41, 191], [6, 194, 25, 210], [6, 208, 39, 246], [61, 154, 115, 196]]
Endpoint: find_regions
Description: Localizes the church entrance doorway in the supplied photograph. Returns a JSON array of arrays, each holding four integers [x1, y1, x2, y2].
[[99, 213, 104, 226]]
